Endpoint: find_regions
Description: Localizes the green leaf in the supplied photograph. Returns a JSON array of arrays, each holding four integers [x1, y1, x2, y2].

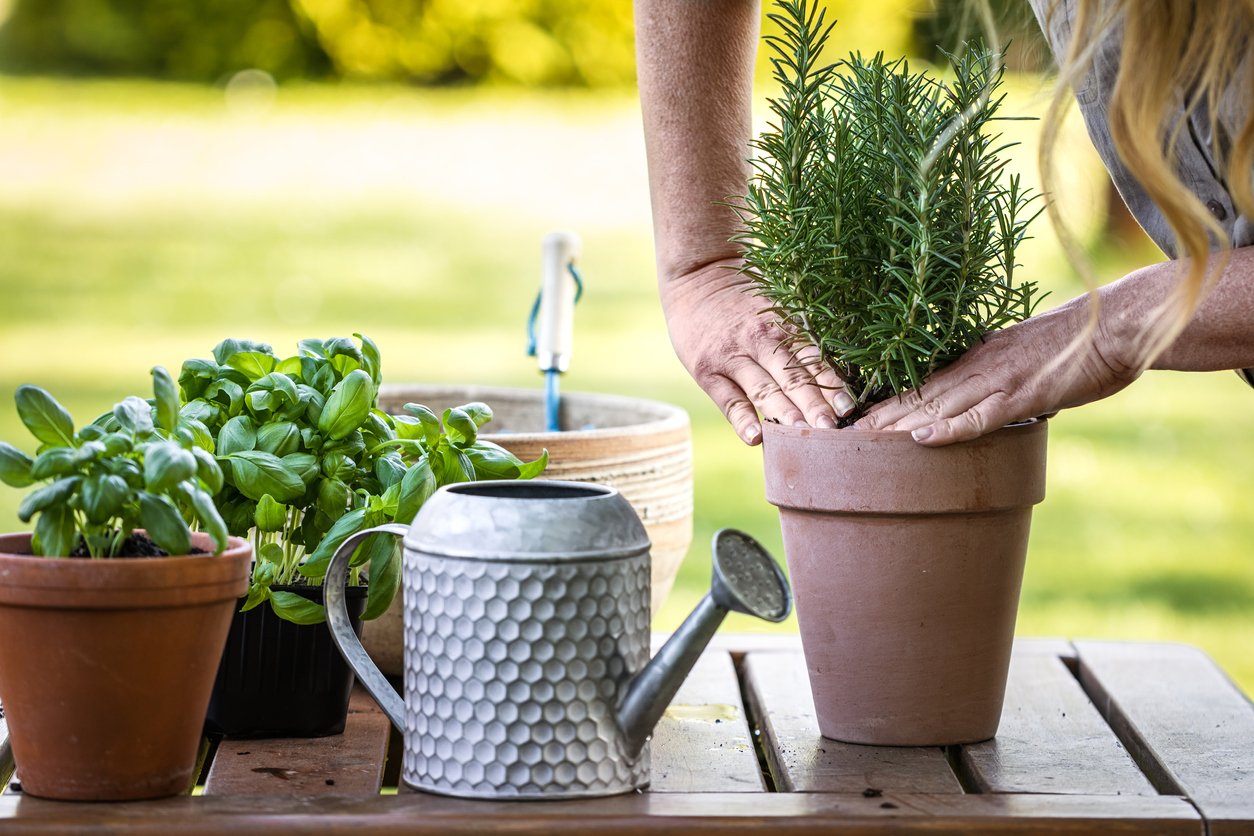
[[255, 421, 301, 457], [101, 432, 132, 457], [18, 476, 80, 523], [283, 452, 320, 485], [139, 492, 192, 556], [298, 507, 368, 580], [361, 533, 401, 620], [268, 591, 328, 625], [391, 415, 427, 442], [113, 396, 154, 435], [177, 417, 215, 454], [30, 447, 77, 480], [179, 399, 219, 427], [395, 456, 438, 524], [461, 402, 494, 428], [151, 366, 180, 433], [317, 370, 374, 441], [34, 504, 76, 557], [225, 451, 305, 502], [254, 494, 288, 532], [374, 452, 406, 489], [442, 407, 477, 446], [402, 403, 443, 444], [239, 582, 271, 613], [144, 441, 197, 492], [297, 338, 326, 359], [15, 385, 75, 447], [213, 338, 273, 366], [225, 351, 277, 381], [80, 473, 129, 524], [323, 336, 364, 365], [178, 358, 219, 401], [0, 442, 35, 488], [186, 486, 229, 553], [354, 332, 382, 384], [217, 415, 257, 456], [517, 448, 549, 480], [316, 477, 350, 521], [205, 379, 244, 415]]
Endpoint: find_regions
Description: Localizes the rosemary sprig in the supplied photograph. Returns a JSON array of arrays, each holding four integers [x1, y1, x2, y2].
[[736, 0, 1044, 416]]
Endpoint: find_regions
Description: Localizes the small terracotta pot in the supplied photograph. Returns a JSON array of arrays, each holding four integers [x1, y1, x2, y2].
[[0, 532, 251, 801], [762, 420, 1047, 746]]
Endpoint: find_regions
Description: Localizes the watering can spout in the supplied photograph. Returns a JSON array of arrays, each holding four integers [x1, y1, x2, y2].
[[616, 529, 792, 758]]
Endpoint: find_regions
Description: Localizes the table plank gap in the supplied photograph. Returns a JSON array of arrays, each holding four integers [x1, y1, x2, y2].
[[648, 647, 765, 793], [956, 650, 1157, 795], [741, 650, 962, 795], [202, 686, 391, 797], [1075, 640, 1254, 834]]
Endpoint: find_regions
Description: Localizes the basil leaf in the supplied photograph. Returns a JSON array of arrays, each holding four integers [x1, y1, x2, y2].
[[0, 442, 35, 488], [190, 447, 224, 494], [18, 476, 80, 523], [239, 583, 271, 613], [187, 485, 229, 554], [217, 415, 257, 456], [256, 421, 301, 457], [354, 332, 382, 385], [213, 338, 273, 366], [34, 504, 76, 557], [225, 451, 305, 502], [461, 402, 494, 428], [374, 452, 406, 489], [324, 337, 364, 365], [31, 447, 77, 480], [402, 403, 442, 444], [268, 591, 327, 625], [297, 338, 326, 359], [395, 456, 437, 524], [151, 366, 180, 433], [517, 448, 550, 480], [225, 351, 277, 381], [80, 473, 128, 524], [113, 396, 154, 436], [144, 441, 197, 492], [316, 478, 350, 521], [178, 358, 219, 401], [205, 379, 244, 415], [298, 507, 368, 580], [15, 385, 75, 447], [318, 370, 373, 441], [282, 452, 320, 485], [254, 493, 288, 532], [179, 399, 219, 426], [442, 407, 477, 446], [139, 491, 192, 556], [361, 533, 401, 620]]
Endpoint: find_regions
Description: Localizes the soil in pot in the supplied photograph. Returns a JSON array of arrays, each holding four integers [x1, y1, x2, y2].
[[206, 584, 368, 738]]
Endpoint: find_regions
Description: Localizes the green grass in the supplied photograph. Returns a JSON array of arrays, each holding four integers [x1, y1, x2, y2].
[[1, 76, 1251, 696]]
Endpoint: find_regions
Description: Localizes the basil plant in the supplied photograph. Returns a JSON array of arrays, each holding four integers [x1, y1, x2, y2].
[[178, 334, 547, 625], [0, 368, 230, 558]]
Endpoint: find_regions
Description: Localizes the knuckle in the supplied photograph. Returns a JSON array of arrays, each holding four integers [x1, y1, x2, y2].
[[748, 381, 784, 403]]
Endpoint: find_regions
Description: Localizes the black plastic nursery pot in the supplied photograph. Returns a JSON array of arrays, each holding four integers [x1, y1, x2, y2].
[[205, 584, 368, 739]]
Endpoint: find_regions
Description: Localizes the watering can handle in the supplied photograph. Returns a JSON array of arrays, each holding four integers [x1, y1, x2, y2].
[[324, 524, 410, 731]]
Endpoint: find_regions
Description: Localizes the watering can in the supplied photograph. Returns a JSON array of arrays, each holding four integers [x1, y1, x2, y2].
[[324, 480, 791, 799]]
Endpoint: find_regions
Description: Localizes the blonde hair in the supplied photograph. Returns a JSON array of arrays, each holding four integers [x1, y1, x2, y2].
[[1040, 0, 1254, 368]]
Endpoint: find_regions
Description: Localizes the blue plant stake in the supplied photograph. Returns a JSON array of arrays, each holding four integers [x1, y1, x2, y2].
[[526, 232, 584, 432]]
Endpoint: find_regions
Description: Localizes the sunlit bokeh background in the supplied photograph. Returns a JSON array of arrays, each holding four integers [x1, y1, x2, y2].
[[0, 0, 1250, 694]]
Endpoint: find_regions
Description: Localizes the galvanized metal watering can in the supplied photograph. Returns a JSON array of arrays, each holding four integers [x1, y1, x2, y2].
[[324, 480, 791, 799]]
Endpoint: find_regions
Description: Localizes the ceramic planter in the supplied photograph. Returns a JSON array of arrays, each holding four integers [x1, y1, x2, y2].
[[762, 420, 1047, 746], [205, 584, 367, 738], [365, 384, 693, 676], [0, 532, 251, 801]]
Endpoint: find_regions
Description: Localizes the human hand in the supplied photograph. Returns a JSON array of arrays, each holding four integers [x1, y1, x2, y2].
[[855, 296, 1140, 445], [660, 258, 854, 445]]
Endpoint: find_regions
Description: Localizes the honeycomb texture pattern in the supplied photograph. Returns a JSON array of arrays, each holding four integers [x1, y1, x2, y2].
[[403, 551, 652, 798]]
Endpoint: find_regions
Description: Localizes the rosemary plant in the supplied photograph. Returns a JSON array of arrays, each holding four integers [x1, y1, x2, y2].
[[738, 0, 1043, 417]]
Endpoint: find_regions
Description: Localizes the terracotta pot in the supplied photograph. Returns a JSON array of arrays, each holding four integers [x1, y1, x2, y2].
[[762, 420, 1047, 746], [367, 384, 692, 676], [0, 532, 251, 801]]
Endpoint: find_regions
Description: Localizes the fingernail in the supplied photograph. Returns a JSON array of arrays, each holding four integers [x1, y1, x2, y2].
[[912, 425, 934, 442], [815, 415, 836, 429], [742, 426, 762, 445], [833, 392, 856, 416], [793, 419, 808, 428]]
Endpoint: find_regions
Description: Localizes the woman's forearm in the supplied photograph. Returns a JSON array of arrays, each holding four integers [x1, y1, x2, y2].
[[634, 0, 759, 283]]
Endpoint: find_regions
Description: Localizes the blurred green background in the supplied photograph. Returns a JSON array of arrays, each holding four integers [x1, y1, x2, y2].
[[0, 0, 1250, 696]]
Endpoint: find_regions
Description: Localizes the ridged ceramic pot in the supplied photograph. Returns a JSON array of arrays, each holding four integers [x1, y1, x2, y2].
[[365, 384, 693, 676], [0, 532, 251, 800], [762, 420, 1047, 746]]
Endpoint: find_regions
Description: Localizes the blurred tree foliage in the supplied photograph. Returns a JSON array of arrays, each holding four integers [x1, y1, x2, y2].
[[0, 0, 329, 81], [0, 0, 1034, 87]]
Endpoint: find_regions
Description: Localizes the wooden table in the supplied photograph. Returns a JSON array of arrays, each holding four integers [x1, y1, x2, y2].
[[1, 637, 1251, 834]]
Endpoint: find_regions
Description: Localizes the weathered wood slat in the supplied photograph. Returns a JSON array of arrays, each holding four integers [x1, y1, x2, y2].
[[956, 650, 1156, 795], [0, 792, 1202, 834], [649, 648, 764, 792], [741, 651, 961, 794], [1075, 640, 1254, 836], [202, 687, 391, 797]]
